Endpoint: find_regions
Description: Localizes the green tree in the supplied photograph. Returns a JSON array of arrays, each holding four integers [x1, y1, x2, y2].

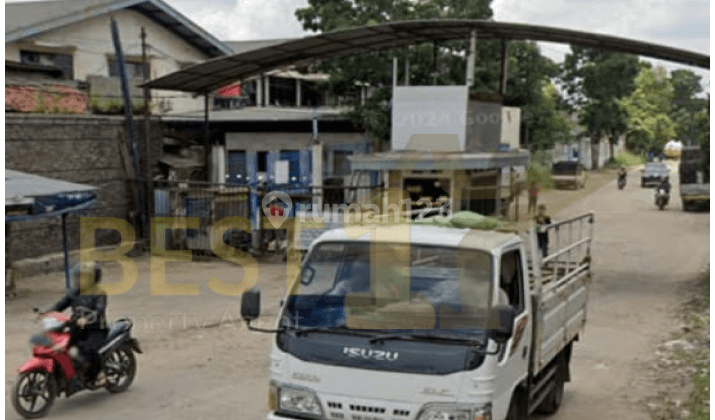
[[295, 0, 559, 151], [560, 47, 640, 168], [525, 83, 574, 150], [296, 0, 496, 147], [694, 108, 709, 172], [669, 69, 709, 144], [620, 66, 677, 154]]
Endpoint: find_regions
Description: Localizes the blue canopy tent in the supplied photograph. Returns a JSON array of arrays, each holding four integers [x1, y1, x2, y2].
[[6, 170, 98, 291]]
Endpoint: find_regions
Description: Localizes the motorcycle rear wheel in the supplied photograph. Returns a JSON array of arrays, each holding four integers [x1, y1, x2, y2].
[[105, 345, 136, 393], [12, 370, 57, 419]]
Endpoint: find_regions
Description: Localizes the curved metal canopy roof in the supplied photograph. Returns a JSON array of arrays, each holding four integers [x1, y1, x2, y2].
[[144, 19, 709, 94]]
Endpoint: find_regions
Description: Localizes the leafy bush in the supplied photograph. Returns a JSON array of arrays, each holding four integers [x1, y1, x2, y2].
[[525, 163, 555, 191], [614, 151, 645, 167]]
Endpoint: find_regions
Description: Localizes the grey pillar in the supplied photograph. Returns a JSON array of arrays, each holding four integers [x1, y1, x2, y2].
[[393, 57, 398, 88], [500, 40, 509, 96], [466, 30, 477, 87], [405, 59, 409, 86]]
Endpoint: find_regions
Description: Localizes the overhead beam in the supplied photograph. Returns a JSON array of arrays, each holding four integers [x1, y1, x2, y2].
[[143, 19, 709, 93]]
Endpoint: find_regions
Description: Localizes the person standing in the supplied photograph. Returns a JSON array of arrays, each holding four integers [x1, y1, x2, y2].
[[534, 205, 552, 258], [528, 182, 539, 214]]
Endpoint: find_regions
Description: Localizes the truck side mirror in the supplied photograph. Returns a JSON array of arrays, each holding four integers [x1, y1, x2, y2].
[[489, 305, 516, 344], [241, 287, 262, 322]]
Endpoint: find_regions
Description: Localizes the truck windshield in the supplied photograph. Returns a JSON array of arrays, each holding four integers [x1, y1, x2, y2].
[[280, 241, 494, 336]]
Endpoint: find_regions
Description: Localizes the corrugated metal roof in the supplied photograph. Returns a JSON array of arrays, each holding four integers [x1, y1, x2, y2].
[[349, 150, 530, 171], [224, 39, 295, 55], [5, 0, 232, 57], [144, 19, 709, 93], [6, 170, 96, 205], [162, 106, 351, 122]]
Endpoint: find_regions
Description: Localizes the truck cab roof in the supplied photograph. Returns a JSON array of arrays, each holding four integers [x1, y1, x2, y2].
[[311, 224, 521, 254]]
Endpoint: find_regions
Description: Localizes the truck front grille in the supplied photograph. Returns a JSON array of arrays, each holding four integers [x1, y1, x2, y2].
[[324, 399, 412, 420], [349, 404, 386, 414]]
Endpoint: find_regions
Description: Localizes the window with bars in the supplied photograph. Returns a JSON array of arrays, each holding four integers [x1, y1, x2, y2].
[[20, 50, 74, 79], [108, 57, 149, 80]]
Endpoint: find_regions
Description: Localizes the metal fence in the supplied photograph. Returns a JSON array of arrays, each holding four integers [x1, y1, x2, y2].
[[151, 180, 251, 253]]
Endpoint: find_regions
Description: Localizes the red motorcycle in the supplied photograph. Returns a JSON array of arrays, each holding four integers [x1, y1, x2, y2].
[[11, 309, 142, 418]]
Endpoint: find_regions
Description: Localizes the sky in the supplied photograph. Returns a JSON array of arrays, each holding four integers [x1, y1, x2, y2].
[[3, 0, 711, 93]]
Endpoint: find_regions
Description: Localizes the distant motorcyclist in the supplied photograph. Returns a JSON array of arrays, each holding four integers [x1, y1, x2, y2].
[[656, 178, 671, 194], [617, 166, 627, 180], [45, 262, 107, 388]]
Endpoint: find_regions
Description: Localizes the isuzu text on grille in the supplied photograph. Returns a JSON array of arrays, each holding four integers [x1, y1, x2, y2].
[[343, 347, 399, 361]]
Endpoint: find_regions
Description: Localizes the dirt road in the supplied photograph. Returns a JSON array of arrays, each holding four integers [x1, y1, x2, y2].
[[5, 170, 709, 420]]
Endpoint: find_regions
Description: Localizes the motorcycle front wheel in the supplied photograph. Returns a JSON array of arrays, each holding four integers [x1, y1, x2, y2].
[[12, 370, 57, 419], [105, 345, 136, 393]]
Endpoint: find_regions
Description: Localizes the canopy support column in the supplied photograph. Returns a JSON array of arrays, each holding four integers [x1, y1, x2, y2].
[[61, 213, 71, 290], [500, 39, 509, 96], [466, 30, 477, 86], [204, 93, 211, 182]]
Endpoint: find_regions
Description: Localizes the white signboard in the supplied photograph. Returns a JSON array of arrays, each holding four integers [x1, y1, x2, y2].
[[275, 160, 290, 184]]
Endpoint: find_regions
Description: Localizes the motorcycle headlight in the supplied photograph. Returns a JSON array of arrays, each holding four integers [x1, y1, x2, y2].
[[416, 403, 492, 420], [277, 385, 323, 419]]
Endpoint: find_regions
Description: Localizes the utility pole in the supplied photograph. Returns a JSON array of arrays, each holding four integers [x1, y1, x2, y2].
[[141, 27, 153, 234], [111, 18, 146, 238]]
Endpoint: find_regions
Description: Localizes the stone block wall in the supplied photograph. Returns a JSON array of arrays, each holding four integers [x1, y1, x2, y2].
[[5, 114, 163, 263]]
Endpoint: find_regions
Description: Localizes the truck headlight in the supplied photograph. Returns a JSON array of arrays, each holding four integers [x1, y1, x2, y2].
[[416, 403, 491, 420], [276, 385, 323, 419]]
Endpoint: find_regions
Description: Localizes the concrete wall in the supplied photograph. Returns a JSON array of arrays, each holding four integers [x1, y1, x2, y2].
[[5, 114, 163, 262], [465, 100, 502, 152], [5, 9, 211, 114], [549, 135, 626, 170]]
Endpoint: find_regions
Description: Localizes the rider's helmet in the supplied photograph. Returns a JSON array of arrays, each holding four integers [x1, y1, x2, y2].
[[69, 262, 102, 295]]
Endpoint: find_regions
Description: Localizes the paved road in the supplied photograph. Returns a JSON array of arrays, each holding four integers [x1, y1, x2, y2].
[[5, 171, 709, 420]]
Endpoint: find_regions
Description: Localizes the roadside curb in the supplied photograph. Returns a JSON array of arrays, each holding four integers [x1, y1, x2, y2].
[[9, 241, 146, 279]]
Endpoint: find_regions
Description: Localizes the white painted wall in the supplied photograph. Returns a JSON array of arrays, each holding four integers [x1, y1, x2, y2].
[[391, 86, 470, 152], [549, 135, 626, 170], [501, 107, 521, 150], [5, 9, 212, 114]]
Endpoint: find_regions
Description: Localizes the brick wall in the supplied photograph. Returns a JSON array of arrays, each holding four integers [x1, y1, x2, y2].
[[5, 114, 163, 262]]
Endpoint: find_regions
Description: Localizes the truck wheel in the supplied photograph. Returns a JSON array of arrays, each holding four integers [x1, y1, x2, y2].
[[506, 388, 527, 420], [537, 355, 566, 415]]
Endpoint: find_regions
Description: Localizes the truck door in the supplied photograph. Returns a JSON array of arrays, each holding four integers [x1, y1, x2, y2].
[[493, 247, 532, 418]]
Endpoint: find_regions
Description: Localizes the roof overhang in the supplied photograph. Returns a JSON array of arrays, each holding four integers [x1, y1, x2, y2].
[[144, 19, 709, 94], [5, 0, 232, 58], [349, 150, 530, 171], [5, 170, 98, 221]]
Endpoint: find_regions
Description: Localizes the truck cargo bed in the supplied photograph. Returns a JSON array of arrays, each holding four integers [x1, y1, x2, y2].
[[522, 212, 594, 374]]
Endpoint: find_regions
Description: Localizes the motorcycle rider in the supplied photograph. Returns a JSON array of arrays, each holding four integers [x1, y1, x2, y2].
[[617, 166, 627, 181], [45, 262, 107, 389], [657, 177, 671, 194]]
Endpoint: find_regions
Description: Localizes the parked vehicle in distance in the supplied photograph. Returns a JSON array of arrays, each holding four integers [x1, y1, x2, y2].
[[679, 145, 709, 211], [242, 212, 596, 420], [640, 163, 670, 188], [551, 161, 586, 189]]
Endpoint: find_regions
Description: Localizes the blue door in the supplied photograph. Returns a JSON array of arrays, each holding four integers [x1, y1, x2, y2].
[[227, 151, 247, 185], [280, 150, 301, 185]]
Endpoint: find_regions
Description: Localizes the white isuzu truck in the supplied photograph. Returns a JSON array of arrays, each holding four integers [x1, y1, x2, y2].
[[241, 211, 595, 420]]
